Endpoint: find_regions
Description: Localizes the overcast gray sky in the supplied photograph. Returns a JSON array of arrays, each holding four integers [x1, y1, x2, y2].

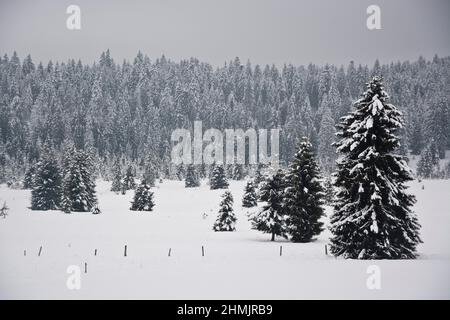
[[0, 0, 449, 67]]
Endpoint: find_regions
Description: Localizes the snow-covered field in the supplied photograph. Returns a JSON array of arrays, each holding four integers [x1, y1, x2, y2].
[[0, 178, 449, 299]]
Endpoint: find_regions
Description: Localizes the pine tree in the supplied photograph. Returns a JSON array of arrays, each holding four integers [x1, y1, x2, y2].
[[60, 190, 72, 214], [251, 169, 287, 241], [110, 160, 122, 192], [198, 163, 207, 179], [23, 164, 36, 189], [62, 149, 97, 212], [213, 191, 236, 231], [318, 106, 336, 174], [425, 96, 449, 159], [185, 164, 200, 187], [253, 163, 265, 187], [242, 180, 258, 207], [284, 137, 325, 242], [209, 164, 229, 189], [329, 76, 421, 259], [232, 163, 245, 180], [323, 177, 335, 205], [409, 108, 425, 155], [176, 164, 185, 180], [130, 182, 155, 211], [31, 145, 62, 210], [123, 165, 136, 190], [143, 161, 157, 187], [417, 140, 440, 178]]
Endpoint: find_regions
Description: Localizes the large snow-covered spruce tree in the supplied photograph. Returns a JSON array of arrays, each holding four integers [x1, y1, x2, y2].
[[329, 76, 421, 259], [31, 145, 62, 210], [61, 148, 97, 212], [213, 191, 236, 231], [251, 169, 287, 241], [284, 137, 325, 242]]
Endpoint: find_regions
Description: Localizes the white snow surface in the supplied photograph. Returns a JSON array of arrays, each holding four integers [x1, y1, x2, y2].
[[0, 178, 449, 299]]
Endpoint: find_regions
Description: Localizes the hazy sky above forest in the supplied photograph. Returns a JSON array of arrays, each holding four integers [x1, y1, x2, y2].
[[1, 0, 449, 67]]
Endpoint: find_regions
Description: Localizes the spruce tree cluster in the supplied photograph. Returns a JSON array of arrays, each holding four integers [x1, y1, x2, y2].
[[417, 140, 440, 179], [329, 77, 421, 259], [213, 191, 236, 231], [31, 144, 97, 213], [0, 52, 449, 181]]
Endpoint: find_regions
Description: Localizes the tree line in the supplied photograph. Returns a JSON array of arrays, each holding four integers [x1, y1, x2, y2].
[[0, 51, 449, 183]]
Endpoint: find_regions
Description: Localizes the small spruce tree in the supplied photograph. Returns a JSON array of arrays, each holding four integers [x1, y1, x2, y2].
[[176, 164, 185, 180], [232, 164, 245, 180], [242, 180, 258, 208], [209, 164, 229, 189], [123, 165, 136, 190], [254, 163, 265, 187], [110, 160, 122, 192], [185, 164, 200, 187], [213, 191, 236, 231], [143, 161, 157, 187], [323, 177, 335, 205], [0, 201, 9, 219], [250, 169, 287, 241], [130, 182, 155, 211]]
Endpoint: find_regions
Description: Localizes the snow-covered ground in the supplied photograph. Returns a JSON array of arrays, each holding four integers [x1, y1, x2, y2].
[[0, 178, 449, 299]]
